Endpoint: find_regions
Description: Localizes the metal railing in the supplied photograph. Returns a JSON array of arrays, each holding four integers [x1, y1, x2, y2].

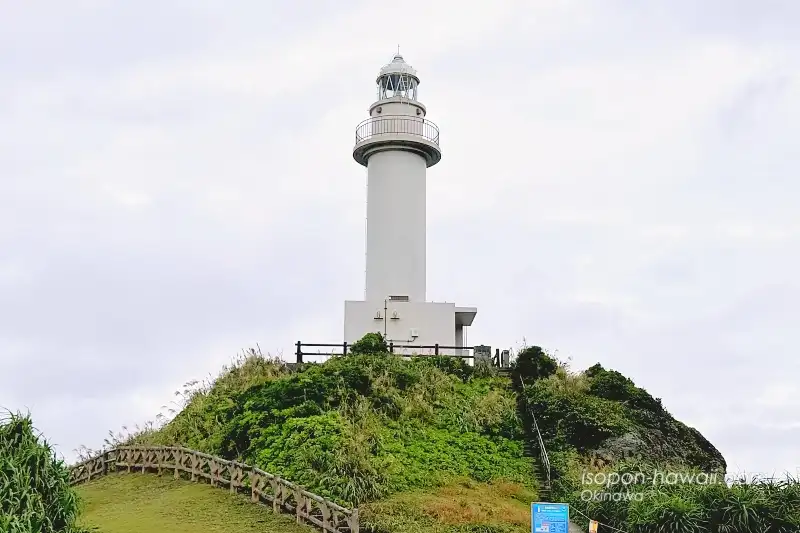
[[354, 115, 440, 145], [295, 342, 471, 363], [519, 376, 551, 489], [294, 342, 508, 367]]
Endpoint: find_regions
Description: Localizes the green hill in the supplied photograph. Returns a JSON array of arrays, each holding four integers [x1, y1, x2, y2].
[[7, 335, 797, 532], [511, 347, 799, 531], [75, 473, 312, 533], [109, 343, 540, 532], [510, 347, 727, 494], [68, 336, 798, 532]]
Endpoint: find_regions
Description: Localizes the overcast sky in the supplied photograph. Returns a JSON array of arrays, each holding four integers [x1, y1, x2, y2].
[[1, 1, 798, 477]]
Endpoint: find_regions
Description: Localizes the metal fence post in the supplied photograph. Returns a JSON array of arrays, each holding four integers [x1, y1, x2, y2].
[[389, 342, 394, 353], [474, 345, 491, 366], [343, 342, 348, 356], [296, 341, 303, 364], [434, 344, 439, 356]]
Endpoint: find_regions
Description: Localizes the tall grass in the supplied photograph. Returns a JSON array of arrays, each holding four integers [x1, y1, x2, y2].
[[0, 411, 88, 533], [577, 474, 800, 532], [74, 346, 288, 462]]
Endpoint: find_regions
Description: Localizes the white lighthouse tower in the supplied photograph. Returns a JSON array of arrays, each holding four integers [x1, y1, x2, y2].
[[344, 53, 477, 353]]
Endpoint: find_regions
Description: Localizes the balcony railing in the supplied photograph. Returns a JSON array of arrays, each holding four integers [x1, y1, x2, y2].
[[293, 341, 509, 367], [355, 115, 440, 146]]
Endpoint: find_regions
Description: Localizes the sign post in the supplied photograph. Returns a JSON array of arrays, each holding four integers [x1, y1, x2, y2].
[[532, 502, 569, 533]]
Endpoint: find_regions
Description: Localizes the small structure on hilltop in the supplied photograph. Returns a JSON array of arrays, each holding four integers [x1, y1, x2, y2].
[[343, 53, 477, 355]]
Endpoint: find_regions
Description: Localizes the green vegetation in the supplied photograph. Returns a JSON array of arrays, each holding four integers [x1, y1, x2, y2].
[[0, 412, 87, 533], [75, 473, 313, 533], [517, 349, 725, 476], [576, 464, 800, 532], [362, 479, 536, 533], [97, 343, 538, 532], [73, 339, 798, 532], [514, 346, 800, 532]]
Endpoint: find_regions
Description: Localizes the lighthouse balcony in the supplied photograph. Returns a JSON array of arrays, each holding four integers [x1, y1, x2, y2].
[[353, 115, 441, 167]]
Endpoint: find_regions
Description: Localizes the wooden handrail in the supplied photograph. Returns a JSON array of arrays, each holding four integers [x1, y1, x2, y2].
[[68, 445, 358, 533]]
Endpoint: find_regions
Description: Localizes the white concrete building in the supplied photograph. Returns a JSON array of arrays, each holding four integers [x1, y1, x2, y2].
[[344, 53, 477, 354]]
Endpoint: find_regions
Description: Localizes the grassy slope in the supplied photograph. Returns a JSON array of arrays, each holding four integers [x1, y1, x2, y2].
[[76, 473, 314, 533], [93, 342, 746, 532], [106, 351, 540, 532], [361, 478, 538, 532]]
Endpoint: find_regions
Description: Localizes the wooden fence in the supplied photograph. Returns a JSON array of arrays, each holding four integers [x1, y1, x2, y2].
[[68, 445, 359, 533]]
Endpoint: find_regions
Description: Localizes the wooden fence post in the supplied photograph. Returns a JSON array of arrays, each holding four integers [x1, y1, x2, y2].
[[271, 479, 281, 513], [174, 449, 181, 480], [321, 504, 332, 531], [251, 472, 259, 503]]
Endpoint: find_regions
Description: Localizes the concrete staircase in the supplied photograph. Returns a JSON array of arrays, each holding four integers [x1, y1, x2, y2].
[[513, 378, 551, 499], [520, 428, 551, 502], [514, 379, 585, 533]]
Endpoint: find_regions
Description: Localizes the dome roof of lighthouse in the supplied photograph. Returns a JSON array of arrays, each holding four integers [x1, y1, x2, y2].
[[378, 54, 418, 79]]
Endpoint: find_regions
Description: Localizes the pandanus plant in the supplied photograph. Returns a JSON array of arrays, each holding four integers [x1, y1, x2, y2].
[[0, 411, 89, 533]]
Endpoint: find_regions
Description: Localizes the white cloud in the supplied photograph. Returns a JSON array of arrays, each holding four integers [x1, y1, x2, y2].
[[756, 383, 800, 408]]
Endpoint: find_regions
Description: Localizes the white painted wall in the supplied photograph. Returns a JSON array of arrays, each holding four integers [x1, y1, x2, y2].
[[365, 150, 427, 302], [344, 300, 458, 354], [370, 96, 425, 118]]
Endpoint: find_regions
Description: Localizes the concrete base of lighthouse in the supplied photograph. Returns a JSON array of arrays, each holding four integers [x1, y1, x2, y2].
[[344, 300, 476, 355]]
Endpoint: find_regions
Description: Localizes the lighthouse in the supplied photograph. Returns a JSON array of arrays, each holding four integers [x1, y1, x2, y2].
[[344, 53, 477, 353]]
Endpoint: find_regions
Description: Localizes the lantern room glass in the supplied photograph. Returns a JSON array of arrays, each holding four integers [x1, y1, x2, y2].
[[377, 73, 418, 100]]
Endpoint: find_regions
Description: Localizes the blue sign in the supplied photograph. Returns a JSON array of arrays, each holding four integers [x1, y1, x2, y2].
[[532, 502, 569, 533]]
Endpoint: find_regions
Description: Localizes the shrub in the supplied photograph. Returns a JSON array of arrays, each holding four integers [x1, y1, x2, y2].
[[0, 411, 89, 533], [526, 378, 628, 451], [416, 356, 473, 382], [511, 346, 557, 384], [350, 333, 388, 355], [585, 364, 664, 414]]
